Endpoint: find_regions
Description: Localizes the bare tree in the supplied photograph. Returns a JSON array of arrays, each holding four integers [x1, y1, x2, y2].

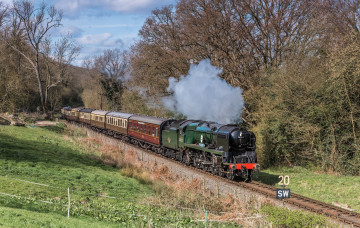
[[43, 35, 80, 115], [82, 48, 129, 110], [94, 48, 129, 80], [6, 0, 62, 115], [0, 2, 8, 28]]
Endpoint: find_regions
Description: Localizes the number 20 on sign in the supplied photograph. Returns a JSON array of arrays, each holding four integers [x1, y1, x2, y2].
[[278, 175, 290, 187]]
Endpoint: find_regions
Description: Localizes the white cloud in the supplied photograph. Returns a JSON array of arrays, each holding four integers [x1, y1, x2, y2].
[[77, 33, 112, 45], [1, 0, 13, 6], [55, 0, 173, 17], [53, 25, 84, 38]]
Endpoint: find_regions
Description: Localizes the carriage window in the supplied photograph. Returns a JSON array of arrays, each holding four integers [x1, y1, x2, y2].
[[156, 128, 158, 137], [148, 127, 150, 135], [152, 128, 155, 136]]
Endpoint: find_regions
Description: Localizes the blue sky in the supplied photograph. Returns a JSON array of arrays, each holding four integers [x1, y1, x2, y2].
[[3, 0, 177, 65]]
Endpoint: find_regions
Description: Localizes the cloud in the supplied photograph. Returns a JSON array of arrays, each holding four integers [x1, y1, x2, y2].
[[103, 38, 125, 48], [1, 0, 12, 6], [77, 33, 112, 45], [53, 25, 84, 38], [54, 0, 173, 17]]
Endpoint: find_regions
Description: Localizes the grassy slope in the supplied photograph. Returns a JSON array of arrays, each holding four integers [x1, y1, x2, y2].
[[0, 206, 120, 228], [254, 166, 360, 212], [0, 125, 217, 227], [0, 124, 331, 227]]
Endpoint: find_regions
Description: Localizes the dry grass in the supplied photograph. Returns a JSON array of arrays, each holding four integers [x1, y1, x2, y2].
[[64, 128, 268, 226]]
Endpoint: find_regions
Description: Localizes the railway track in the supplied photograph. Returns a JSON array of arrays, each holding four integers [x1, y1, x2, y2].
[[71, 122, 360, 227], [158, 153, 360, 227]]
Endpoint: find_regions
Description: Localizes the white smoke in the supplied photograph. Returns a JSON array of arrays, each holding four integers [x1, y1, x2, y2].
[[162, 59, 244, 124]]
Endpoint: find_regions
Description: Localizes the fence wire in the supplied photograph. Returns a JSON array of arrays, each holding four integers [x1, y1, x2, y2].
[[0, 175, 263, 222]]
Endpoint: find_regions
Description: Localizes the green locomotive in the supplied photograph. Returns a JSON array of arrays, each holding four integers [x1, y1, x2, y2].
[[162, 120, 258, 181]]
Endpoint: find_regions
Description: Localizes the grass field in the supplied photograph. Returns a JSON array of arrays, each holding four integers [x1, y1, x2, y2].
[[0, 124, 331, 227], [0, 125, 241, 227], [254, 166, 360, 212]]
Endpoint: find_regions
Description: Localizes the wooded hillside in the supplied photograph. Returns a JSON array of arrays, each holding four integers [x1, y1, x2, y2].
[[1, 0, 359, 174]]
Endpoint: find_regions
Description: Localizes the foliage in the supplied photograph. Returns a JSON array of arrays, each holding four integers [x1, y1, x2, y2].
[[251, 32, 360, 175], [261, 204, 327, 228], [0, 1, 80, 115]]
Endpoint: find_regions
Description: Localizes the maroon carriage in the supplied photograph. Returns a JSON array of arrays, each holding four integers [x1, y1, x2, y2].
[[128, 115, 171, 146]]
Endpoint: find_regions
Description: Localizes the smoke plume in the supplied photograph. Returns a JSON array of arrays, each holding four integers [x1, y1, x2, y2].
[[163, 59, 244, 124]]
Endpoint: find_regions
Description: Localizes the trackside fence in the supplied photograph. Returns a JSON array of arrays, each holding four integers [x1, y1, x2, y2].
[[0, 175, 265, 225]]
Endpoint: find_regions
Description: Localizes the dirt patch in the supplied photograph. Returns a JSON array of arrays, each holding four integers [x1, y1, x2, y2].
[[34, 121, 58, 127], [0, 117, 11, 126]]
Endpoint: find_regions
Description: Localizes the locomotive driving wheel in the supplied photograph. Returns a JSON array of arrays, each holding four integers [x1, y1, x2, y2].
[[226, 171, 235, 180], [210, 165, 218, 175], [183, 149, 191, 165]]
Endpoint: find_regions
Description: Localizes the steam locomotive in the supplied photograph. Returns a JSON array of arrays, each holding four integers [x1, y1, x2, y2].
[[61, 107, 259, 181]]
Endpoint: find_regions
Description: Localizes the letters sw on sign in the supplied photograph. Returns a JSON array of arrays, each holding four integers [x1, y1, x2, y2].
[[276, 189, 291, 199]]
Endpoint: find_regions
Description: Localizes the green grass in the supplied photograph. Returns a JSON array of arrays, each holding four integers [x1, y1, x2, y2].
[[0, 206, 121, 228], [0, 125, 232, 227], [0, 124, 333, 227], [254, 166, 360, 212], [261, 204, 327, 228]]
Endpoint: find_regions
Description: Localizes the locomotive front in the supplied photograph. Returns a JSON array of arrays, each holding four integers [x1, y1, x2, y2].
[[217, 125, 259, 181]]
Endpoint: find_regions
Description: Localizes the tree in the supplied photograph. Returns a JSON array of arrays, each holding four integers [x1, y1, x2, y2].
[[0, 2, 8, 27], [6, 0, 63, 115], [82, 49, 129, 110], [42, 35, 80, 116]]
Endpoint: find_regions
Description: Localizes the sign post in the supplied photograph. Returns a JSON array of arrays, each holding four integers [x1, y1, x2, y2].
[[276, 175, 290, 199]]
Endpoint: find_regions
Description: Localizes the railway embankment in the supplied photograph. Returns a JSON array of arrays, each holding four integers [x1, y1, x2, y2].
[[68, 123, 357, 227]]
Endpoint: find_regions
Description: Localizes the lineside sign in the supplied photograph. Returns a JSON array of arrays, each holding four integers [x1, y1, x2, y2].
[[276, 189, 291, 199], [276, 175, 290, 199]]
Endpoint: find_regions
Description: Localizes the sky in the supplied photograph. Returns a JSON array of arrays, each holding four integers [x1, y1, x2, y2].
[[2, 0, 177, 65]]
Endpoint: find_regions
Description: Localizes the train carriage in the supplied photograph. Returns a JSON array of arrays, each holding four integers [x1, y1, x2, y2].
[[68, 107, 82, 122], [61, 107, 72, 120], [90, 110, 109, 129], [128, 115, 171, 146], [106, 112, 133, 136], [79, 108, 95, 125]]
